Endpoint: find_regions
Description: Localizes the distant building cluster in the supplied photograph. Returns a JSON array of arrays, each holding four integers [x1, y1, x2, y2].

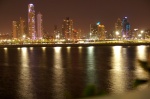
[[12, 4, 43, 40], [90, 22, 106, 40], [114, 17, 131, 39], [0, 3, 149, 42]]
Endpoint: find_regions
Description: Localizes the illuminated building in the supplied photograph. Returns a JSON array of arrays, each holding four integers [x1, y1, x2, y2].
[[98, 24, 106, 40], [37, 12, 43, 39], [90, 24, 98, 39], [28, 3, 36, 39], [62, 17, 73, 40], [115, 18, 122, 38], [54, 25, 61, 39], [90, 22, 106, 40], [72, 29, 80, 40], [19, 17, 25, 39], [122, 17, 131, 38], [12, 21, 18, 39]]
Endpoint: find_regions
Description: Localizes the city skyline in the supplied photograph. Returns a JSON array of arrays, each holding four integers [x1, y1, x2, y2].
[[0, 0, 150, 35]]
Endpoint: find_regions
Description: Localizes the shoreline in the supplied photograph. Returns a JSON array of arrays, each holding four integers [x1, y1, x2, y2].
[[0, 43, 150, 48]]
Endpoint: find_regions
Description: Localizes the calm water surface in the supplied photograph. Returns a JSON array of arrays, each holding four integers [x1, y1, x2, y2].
[[0, 46, 149, 99]]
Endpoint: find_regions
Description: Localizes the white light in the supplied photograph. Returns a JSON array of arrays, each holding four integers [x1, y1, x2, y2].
[[4, 47, 7, 50], [116, 31, 119, 35], [138, 34, 142, 37], [141, 30, 144, 33]]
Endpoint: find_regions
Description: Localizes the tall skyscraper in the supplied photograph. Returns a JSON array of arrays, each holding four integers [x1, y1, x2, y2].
[[62, 17, 73, 40], [12, 21, 18, 39], [122, 17, 130, 38], [19, 17, 25, 39], [28, 4, 36, 39], [37, 12, 43, 39]]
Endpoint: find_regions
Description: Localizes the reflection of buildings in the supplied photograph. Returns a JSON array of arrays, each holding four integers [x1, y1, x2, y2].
[[62, 17, 73, 40], [90, 22, 106, 40], [37, 12, 43, 39], [122, 17, 131, 38], [28, 4, 36, 39]]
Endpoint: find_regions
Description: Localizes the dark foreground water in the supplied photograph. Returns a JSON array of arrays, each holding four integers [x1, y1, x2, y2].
[[0, 46, 149, 99]]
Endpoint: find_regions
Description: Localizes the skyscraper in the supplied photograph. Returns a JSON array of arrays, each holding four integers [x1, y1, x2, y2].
[[122, 17, 130, 38], [37, 12, 43, 39], [12, 21, 18, 39], [62, 17, 73, 40], [115, 18, 122, 39], [115, 18, 122, 33], [28, 4, 36, 39], [19, 17, 25, 39], [98, 24, 106, 40]]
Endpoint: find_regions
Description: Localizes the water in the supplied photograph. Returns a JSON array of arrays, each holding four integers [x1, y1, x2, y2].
[[0, 46, 149, 99]]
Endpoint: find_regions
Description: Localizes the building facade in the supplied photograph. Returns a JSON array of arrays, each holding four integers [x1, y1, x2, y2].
[[12, 21, 18, 39], [19, 17, 25, 39], [62, 17, 73, 40], [28, 4, 36, 39], [122, 17, 131, 38], [37, 12, 43, 39], [90, 22, 106, 40]]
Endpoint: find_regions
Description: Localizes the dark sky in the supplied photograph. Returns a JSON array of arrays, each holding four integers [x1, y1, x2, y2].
[[0, 0, 150, 35]]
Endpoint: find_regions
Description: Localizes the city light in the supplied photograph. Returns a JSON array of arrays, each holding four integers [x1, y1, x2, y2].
[[0, 3, 150, 45], [116, 31, 119, 35]]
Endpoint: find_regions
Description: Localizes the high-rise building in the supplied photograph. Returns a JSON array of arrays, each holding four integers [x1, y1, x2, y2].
[[98, 24, 106, 40], [28, 4, 36, 39], [12, 21, 18, 39], [90, 24, 99, 39], [90, 22, 106, 40], [54, 25, 61, 39], [62, 17, 73, 40], [19, 17, 25, 39], [37, 12, 43, 39], [114, 18, 122, 39], [122, 17, 130, 38], [115, 18, 122, 33]]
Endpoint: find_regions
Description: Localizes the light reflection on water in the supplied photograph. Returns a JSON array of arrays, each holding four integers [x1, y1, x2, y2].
[[110, 46, 128, 94], [136, 46, 147, 61], [18, 47, 34, 99], [53, 47, 65, 98], [86, 46, 97, 85], [4, 47, 8, 66], [0, 46, 149, 99], [135, 46, 149, 80]]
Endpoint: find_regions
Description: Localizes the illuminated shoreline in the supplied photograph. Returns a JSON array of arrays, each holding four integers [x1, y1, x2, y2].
[[0, 42, 150, 48]]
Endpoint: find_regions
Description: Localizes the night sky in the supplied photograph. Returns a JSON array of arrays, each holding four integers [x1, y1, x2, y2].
[[0, 0, 150, 35]]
